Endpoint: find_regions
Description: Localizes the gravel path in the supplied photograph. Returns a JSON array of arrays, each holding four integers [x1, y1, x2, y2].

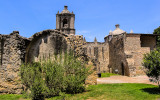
[[97, 75, 158, 85]]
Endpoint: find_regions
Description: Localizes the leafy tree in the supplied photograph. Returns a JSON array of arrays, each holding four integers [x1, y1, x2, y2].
[[143, 48, 160, 88], [153, 26, 160, 46]]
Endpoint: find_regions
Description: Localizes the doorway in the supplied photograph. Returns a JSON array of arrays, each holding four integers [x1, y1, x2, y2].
[[121, 63, 125, 75]]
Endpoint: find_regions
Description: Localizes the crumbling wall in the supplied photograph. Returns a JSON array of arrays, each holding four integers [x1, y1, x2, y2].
[[0, 31, 30, 94], [109, 34, 129, 76], [26, 30, 97, 85], [124, 34, 152, 76], [83, 42, 109, 73], [107, 34, 157, 77], [140, 35, 156, 50], [26, 30, 68, 62], [0, 30, 97, 94]]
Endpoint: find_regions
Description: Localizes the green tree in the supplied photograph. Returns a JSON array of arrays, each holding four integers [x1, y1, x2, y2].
[[143, 48, 160, 88], [153, 26, 160, 46]]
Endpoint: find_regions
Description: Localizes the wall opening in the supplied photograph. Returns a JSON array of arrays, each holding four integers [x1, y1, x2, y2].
[[63, 18, 68, 27], [121, 63, 125, 75], [140, 35, 156, 50]]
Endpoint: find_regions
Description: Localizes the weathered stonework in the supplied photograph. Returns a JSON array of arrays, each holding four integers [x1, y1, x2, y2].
[[104, 33, 157, 77], [0, 6, 159, 94], [0, 31, 30, 94], [107, 34, 129, 76], [56, 6, 75, 35], [83, 39, 109, 73], [124, 34, 156, 76]]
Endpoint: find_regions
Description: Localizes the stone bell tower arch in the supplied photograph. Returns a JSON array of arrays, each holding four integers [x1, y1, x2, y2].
[[56, 6, 75, 35]]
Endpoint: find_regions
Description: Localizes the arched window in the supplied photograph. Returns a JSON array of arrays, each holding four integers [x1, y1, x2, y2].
[[63, 18, 67, 27]]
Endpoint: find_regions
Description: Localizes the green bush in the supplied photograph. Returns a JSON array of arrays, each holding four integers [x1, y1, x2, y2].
[[20, 52, 90, 99], [143, 48, 160, 88], [63, 53, 88, 94], [43, 59, 66, 97], [20, 62, 45, 100]]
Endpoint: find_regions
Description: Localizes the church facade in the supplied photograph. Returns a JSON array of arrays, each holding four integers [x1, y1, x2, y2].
[[0, 6, 158, 93]]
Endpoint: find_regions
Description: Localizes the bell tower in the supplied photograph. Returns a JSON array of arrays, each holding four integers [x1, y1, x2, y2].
[[56, 6, 75, 35]]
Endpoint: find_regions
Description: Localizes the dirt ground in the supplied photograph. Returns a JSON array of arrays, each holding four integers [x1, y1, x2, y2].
[[97, 75, 158, 85]]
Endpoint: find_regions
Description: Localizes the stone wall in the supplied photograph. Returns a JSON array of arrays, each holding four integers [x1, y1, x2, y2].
[[26, 30, 68, 62], [0, 30, 97, 94], [26, 30, 87, 62], [26, 30, 97, 85], [124, 34, 155, 76], [0, 29, 158, 93], [83, 41, 109, 73], [140, 35, 156, 50], [108, 33, 157, 77], [0, 31, 30, 94], [108, 34, 129, 76]]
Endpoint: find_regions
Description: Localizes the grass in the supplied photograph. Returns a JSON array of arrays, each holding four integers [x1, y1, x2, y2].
[[0, 83, 160, 100], [0, 94, 23, 100], [101, 72, 118, 78]]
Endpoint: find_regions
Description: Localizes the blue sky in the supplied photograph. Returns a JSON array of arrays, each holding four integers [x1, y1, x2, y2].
[[0, 0, 160, 42]]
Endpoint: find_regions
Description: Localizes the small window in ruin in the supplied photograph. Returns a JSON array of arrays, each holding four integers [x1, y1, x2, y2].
[[63, 18, 68, 27]]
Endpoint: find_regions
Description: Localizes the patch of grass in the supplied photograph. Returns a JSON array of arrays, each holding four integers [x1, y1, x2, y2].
[[1, 84, 160, 100], [49, 83, 160, 100], [0, 94, 23, 100], [101, 72, 118, 78]]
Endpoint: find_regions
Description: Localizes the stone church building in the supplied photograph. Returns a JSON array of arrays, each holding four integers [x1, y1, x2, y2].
[[0, 6, 158, 93]]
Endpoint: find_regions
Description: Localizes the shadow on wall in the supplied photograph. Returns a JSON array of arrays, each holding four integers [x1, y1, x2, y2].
[[25, 30, 67, 63]]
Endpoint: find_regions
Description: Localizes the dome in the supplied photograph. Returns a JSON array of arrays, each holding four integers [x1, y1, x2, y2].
[[110, 24, 125, 35], [60, 6, 71, 14]]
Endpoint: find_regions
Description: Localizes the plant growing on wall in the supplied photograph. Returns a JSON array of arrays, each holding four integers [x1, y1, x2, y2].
[[143, 48, 160, 88]]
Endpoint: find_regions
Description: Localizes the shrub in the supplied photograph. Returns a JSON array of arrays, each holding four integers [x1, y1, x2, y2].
[[143, 48, 160, 88], [20, 52, 90, 99], [42, 59, 66, 97], [63, 53, 88, 93], [20, 62, 45, 100]]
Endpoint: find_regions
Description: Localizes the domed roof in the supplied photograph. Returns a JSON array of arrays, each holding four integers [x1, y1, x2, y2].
[[110, 24, 125, 35], [60, 6, 71, 14]]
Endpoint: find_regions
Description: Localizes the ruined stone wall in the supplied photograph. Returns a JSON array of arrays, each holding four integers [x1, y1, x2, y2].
[[83, 42, 109, 73], [0, 30, 97, 94], [108, 34, 129, 76], [106, 34, 157, 77], [124, 34, 151, 76], [26, 30, 68, 62], [26, 30, 86, 63], [26, 30, 97, 85], [0, 31, 30, 94], [140, 35, 156, 50]]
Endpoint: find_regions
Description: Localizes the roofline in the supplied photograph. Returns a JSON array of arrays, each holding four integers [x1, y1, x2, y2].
[[104, 33, 160, 39], [126, 33, 160, 36]]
